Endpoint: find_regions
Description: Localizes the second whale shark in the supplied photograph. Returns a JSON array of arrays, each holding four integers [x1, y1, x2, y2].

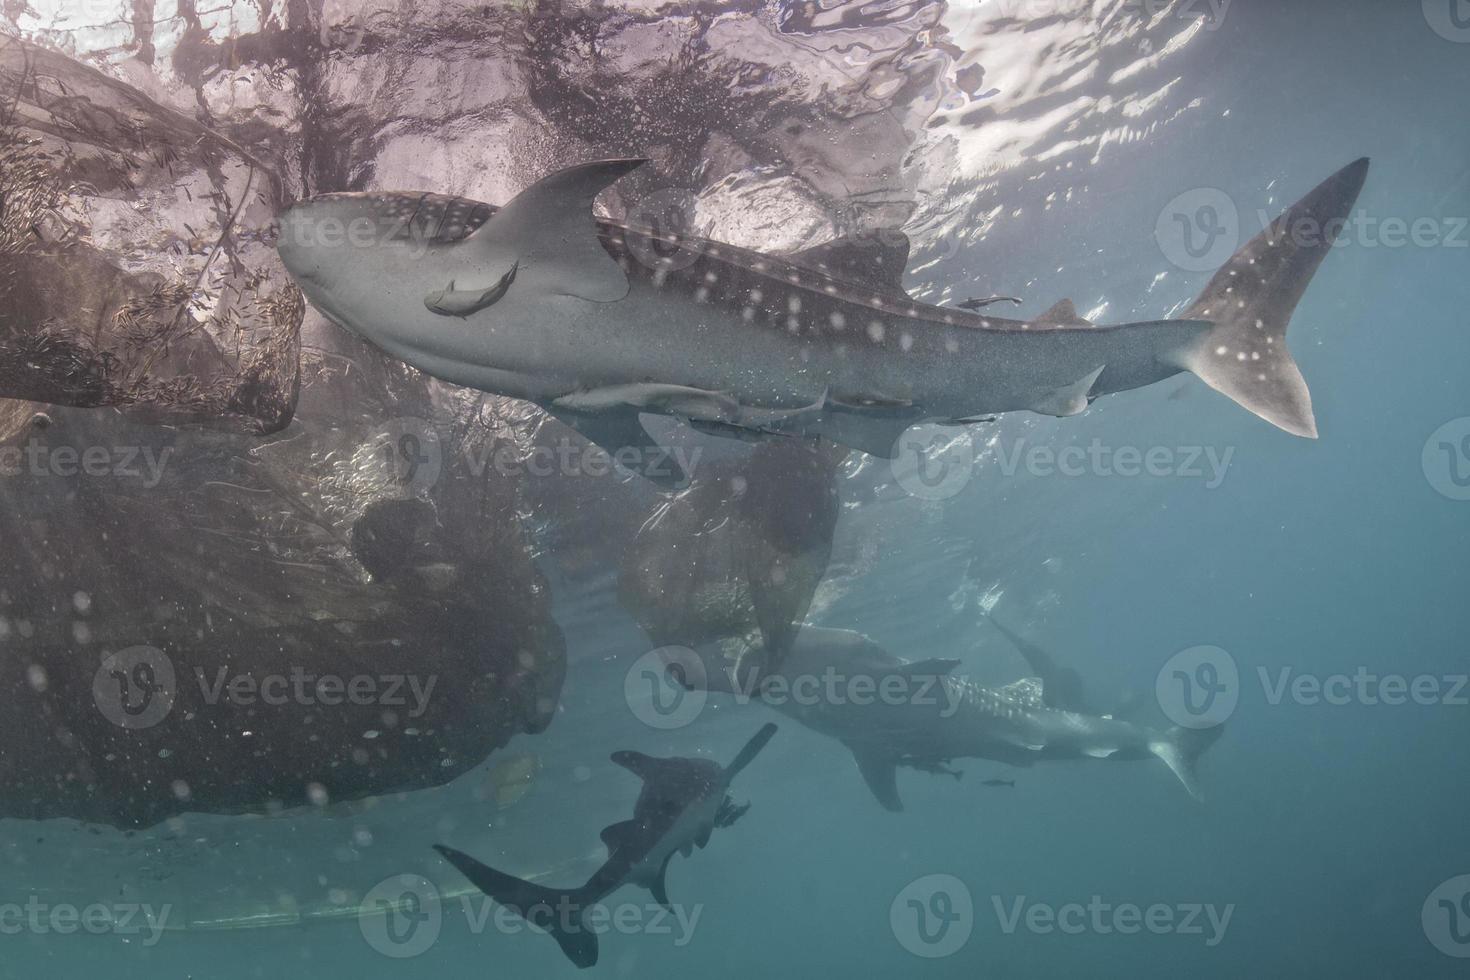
[[277, 158, 1369, 484], [673, 627, 1220, 811], [434, 723, 777, 968]]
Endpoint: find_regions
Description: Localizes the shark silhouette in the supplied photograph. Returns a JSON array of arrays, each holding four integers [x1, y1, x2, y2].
[[277, 158, 1370, 486], [434, 723, 777, 968]]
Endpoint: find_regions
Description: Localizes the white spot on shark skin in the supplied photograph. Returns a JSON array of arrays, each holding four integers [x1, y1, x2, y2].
[[900, 332, 914, 352], [788, 296, 802, 313], [867, 321, 886, 343], [829, 312, 846, 330], [742, 306, 756, 322], [1215, 345, 1229, 356], [652, 270, 668, 288], [695, 286, 710, 303], [749, 288, 763, 304], [945, 337, 959, 354], [786, 315, 800, 332], [753, 261, 768, 272], [787, 273, 801, 284], [704, 271, 719, 284]]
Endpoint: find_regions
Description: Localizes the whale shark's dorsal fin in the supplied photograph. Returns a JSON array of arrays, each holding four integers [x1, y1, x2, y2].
[[1034, 299, 1092, 328], [998, 676, 1046, 708], [788, 232, 910, 296], [468, 158, 647, 303]]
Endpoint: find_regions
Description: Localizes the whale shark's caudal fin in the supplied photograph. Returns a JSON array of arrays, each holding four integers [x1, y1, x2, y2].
[[433, 845, 599, 969], [1173, 158, 1370, 439], [1148, 725, 1225, 802]]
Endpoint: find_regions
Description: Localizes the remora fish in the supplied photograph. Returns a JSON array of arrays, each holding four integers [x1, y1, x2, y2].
[[679, 628, 1220, 811], [276, 157, 1370, 486], [434, 723, 777, 968]]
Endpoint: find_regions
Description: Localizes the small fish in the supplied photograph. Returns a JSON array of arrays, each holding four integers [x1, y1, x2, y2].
[[981, 778, 1016, 789], [956, 295, 1023, 310]]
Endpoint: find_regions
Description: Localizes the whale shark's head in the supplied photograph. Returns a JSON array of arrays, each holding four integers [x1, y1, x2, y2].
[[276, 161, 648, 364], [276, 192, 494, 322]]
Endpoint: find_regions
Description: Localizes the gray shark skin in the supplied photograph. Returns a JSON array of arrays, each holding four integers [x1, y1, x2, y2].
[[683, 628, 1219, 812], [433, 723, 777, 969], [276, 158, 1370, 486]]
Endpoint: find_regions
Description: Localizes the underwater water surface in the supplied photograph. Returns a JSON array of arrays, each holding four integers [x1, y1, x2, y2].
[[1, 1, 1468, 978]]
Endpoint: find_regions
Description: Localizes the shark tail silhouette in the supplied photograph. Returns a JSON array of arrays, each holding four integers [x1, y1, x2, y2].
[[432, 844, 599, 969], [1173, 157, 1370, 438], [1149, 724, 1225, 802]]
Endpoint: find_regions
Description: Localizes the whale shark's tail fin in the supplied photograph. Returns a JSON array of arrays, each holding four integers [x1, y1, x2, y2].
[[1149, 725, 1225, 802], [433, 845, 599, 969], [1174, 158, 1369, 438]]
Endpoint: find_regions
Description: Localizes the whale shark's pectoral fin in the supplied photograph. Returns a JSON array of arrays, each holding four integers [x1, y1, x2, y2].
[[845, 742, 904, 812], [545, 406, 688, 489], [555, 383, 739, 422], [648, 853, 674, 909], [598, 819, 641, 855], [467, 158, 647, 303], [1031, 365, 1105, 418], [423, 262, 518, 317], [774, 411, 916, 459]]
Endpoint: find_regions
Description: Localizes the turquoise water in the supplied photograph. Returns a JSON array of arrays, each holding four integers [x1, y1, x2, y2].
[[4, 1, 1470, 977]]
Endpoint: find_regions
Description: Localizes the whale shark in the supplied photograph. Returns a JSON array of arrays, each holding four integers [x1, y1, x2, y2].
[[276, 157, 1369, 485], [674, 628, 1220, 811], [434, 722, 777, 968]]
